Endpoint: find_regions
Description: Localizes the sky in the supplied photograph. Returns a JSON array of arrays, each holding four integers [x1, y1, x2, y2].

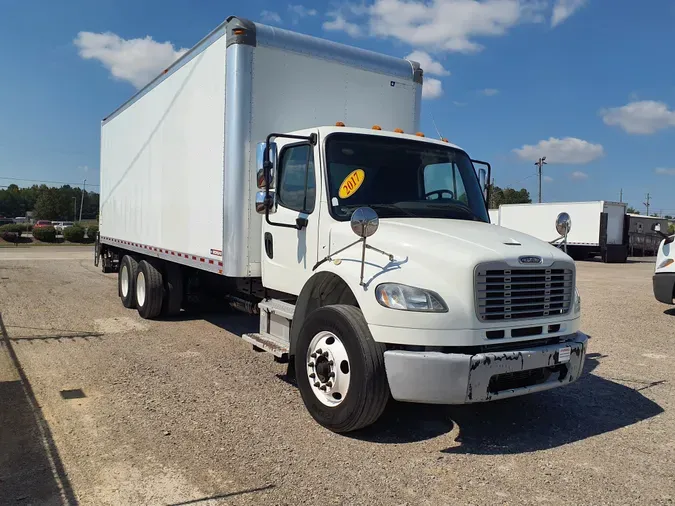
[[1, 0, 674, 214]]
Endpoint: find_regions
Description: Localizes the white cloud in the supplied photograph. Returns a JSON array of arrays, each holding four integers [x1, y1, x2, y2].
[[543, 175, 553, 182], [570, 171, 589, 180], [74, 32, 187, 89], [405, 50, 450, 76], [551, 0, 587, 27], [423, 78, 443, 99], [261, 10, 283, 24], [601, 100, 675, 135], [656, 168, 675, 176], [480, 88, 499, 96], [289, 5, 317, 24], [323, 13, 363, 37], [513, 137, 604, 164], [368, 0, 546, 53]]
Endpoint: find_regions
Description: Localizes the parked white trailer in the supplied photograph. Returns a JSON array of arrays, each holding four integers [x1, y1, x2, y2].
[[96, 17, 588, 433], [495, 201, 628, 262]]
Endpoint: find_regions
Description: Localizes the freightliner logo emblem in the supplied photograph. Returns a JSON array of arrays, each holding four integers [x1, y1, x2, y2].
[[519, 256, 543, 265]]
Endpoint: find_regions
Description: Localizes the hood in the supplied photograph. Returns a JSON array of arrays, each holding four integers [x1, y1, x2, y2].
[[330, 218, 573, 269]]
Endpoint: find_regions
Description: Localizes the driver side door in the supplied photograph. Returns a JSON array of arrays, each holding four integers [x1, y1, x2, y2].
[[261, 140, 321, 295]]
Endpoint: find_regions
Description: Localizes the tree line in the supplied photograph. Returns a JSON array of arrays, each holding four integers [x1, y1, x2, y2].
[[488, 185, 532, 208], [0, 184, 99, 221]]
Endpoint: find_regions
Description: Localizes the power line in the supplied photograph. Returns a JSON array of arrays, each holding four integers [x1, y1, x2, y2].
[[0, 176, 99, 187]]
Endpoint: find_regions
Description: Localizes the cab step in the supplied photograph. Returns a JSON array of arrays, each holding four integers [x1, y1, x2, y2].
[[242, 298, 295, 362], [242, 332, 289, 359]]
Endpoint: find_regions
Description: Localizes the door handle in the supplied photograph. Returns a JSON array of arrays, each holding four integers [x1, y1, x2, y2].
[[264, 232, 273, 259]]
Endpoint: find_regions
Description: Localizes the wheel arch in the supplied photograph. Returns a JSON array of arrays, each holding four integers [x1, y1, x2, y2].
[[289, 272, 359, 357]]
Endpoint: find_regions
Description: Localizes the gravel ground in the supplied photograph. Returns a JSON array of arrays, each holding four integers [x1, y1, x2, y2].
[[0, 251, 673, 506]]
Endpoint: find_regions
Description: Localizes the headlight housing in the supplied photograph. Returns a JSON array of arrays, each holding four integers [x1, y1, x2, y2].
[[375, 283, 448, 312], [574, 287, 581, 314]]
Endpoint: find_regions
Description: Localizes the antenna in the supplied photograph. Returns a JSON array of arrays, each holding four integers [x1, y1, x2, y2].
[[431, 114, 443, 140]]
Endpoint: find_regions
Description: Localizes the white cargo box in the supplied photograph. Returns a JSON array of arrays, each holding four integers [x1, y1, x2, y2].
[[99, 17, 422, 277], [496, 201, 627, 246]]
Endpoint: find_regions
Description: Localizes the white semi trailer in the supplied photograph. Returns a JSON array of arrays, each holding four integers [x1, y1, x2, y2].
[[495, 201, 628, 262], [96, 16, 588, 433]]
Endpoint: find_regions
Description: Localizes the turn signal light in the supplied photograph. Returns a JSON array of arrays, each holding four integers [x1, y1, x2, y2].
[[372, 125, 382, 130], [336, 121, 345, 127], [233, 28, 246, 35]]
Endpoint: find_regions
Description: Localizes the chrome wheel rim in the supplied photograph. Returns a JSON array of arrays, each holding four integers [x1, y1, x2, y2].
[[306, 331, 350, 407]]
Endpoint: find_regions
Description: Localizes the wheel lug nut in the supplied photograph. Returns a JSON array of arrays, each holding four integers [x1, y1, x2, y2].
[[316, 348, 322, 354], [311, 353, 317, 359], [329, 372, 335, 378], [309, 373, 316, 379], [326, 382, 333, 388], [320, 385, 327, 391], [308, 362, 315, 368], [328, 360, 334, 366], [322, 351, 329, 358], [314, 382, 320, 388]]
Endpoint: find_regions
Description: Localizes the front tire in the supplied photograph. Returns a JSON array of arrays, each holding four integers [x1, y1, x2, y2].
[[135, 260, 164, 319], [119, 255, 138, 308], [295, 305, 390, 433]]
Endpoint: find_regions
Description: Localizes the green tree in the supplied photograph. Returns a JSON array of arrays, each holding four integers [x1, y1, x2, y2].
[[34, 189, 61, 220], [627, 206, 638, 214], [488, 185, 532, 208]]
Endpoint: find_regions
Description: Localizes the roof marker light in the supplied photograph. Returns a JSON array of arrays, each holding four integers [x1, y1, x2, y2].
[[415, 132, 425, 137], [336, 121, 345, 127], [394, 128, 404, 133], [372, 125, 382, 130]]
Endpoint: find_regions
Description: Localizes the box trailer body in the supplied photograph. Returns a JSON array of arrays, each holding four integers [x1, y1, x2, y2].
[[100, 17, 422, 278], [96, 17, 588, 433], [495, 201, 628, 262]]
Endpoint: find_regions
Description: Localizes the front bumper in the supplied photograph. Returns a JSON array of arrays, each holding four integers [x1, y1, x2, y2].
[[653, 273, 675, 304], [383, 332, 588, 404]]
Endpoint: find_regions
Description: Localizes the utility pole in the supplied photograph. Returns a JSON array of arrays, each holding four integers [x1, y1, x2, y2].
[[619, 188, 623, 202], [535, 157, 547, 203], [644, 193, 651, 216], [79, 179, 86, 222], [72, 197, 76, 220]]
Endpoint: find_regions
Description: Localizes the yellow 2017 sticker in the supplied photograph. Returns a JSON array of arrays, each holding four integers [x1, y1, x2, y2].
[[338, 169, 365, 199]]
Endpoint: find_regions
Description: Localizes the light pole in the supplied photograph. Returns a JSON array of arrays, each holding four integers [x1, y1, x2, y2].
[[72, 197, 77, 220], [535, 157, 547, 203], [78, 179, 86, 222]]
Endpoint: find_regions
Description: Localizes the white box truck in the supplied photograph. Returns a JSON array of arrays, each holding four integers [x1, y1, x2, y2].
[[96, 16, 588, 433], [653, 223, 675, 304], [495, 201, 628, 263]]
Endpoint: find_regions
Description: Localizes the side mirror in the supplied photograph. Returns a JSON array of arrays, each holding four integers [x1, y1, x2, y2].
[[255, 190, 277, 215], [256, 141, 278, 189], [350, 207, 379, 238], [556, 212, 572, 236], [478, 168, 487, 199]]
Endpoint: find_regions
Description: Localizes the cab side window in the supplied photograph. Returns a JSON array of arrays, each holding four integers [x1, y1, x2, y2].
[[277, 144, 316, 213]]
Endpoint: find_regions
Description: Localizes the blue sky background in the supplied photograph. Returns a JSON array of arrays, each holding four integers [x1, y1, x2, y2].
[[1, 0, 674, 214]]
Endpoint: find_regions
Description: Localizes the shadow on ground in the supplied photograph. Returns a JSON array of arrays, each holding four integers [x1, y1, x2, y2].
[[351, 353, 664, 454], [664, 308, 675, 317], [0, 316, 78, 505]]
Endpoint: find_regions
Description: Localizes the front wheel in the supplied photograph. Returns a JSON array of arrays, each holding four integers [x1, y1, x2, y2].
[[295, 305, 390, 433]]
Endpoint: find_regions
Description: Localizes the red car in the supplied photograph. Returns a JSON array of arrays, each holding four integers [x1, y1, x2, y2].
[[33, 220, 53, 228]]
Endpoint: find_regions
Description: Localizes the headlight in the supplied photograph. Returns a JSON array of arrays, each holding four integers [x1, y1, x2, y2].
[[574, 287, 581, 314], [375, 283, 448, 312]]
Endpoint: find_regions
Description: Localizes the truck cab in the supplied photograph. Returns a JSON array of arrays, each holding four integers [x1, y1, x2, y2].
[[653, 223, 675, 304], [253, 124, 587, 432]]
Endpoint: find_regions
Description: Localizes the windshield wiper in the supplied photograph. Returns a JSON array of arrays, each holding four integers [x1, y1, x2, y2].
[[338, 203, 418, 218]]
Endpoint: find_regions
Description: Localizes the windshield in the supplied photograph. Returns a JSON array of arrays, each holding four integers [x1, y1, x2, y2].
[[325, 133, 489, 222]]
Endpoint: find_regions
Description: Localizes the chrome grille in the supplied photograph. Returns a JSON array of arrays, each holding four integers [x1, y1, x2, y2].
[[476, 264, 574, 321]]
